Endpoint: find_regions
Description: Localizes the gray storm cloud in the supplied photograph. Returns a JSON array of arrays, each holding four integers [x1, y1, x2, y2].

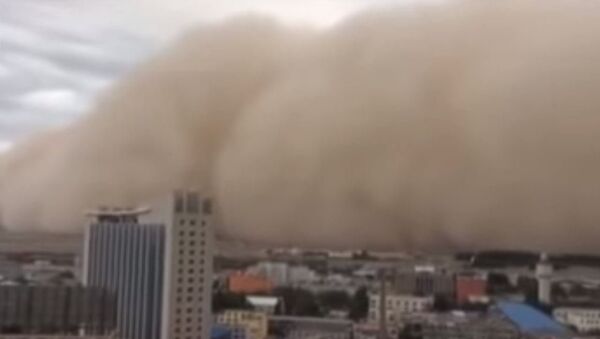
[[2, 0, 600, 253]]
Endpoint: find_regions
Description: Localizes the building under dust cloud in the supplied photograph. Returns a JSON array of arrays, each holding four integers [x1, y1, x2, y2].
[[1, 1, 600, 253]]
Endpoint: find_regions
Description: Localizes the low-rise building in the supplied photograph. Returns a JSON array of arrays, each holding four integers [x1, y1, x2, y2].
[[368, 293, 433, 324], [216, 310, 268, 339], [212, 324, 247, 339], [268, 316, 352, 339], [0, 285, 115, 335], [403, 311, 520, 339], [0, 336, 112, 339], [456, 272, 488, 305], [247, 262, 289, 286], [391, 268, 455, 299], [228, 272, 273, 294], [245, 295, 280, 315], [554, 307, 600, 334]]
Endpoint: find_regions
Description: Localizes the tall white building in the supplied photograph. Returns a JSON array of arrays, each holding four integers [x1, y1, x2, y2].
[[83, 191, 214, 339], [160, 191, 214, 339]]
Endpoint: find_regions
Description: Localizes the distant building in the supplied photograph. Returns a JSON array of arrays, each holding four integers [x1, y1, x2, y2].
[[228, 272, 273, 294], [245, 296, 280, 315], [245, 263, 319, 289], [288, 266, 318, 286], [0, 336, 113, 339], [83, 191, 214, 339], [352, 322, 379, 339], [21, 260, 76, 284], [247, 262, 289, 286], [390, 269, 455, 298], [456, 272, 488, 305], [554, 306, 600, 334], [400, 302, 571, 339], [496, 301, 571, 338], [403, 311, 520, 339], [216, 310, 267, 339], [536, 253, 553, 305], [0, 285, 115, 335], [368, 293, 433, 325], [211, 324, 246, 339], [268, 316, 352, 339]]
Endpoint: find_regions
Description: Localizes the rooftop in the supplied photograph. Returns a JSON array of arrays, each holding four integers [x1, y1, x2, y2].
[[497, 301, 570, 336]]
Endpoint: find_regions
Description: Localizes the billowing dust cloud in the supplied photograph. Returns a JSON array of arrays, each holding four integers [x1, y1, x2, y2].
[[2, 1, 600, 253]]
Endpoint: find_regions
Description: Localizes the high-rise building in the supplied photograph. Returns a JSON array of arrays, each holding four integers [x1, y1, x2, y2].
[[161, 192, 214, 339], [83, 191, 214, 339]]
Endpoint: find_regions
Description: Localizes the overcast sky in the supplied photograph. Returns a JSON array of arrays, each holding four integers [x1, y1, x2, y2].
[[0, 0, 427, 151]]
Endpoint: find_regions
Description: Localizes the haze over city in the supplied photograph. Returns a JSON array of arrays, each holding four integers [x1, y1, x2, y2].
[[3, 1, 600, 339]]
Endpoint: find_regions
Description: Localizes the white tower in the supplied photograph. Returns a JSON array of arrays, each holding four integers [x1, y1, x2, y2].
[[159, 191, 214, 339], [536, 253, 553, 305]]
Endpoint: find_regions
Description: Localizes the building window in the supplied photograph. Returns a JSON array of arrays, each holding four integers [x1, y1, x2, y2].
[[190, 220, 196, 226], [186, 193, 199, 213], [175, 192, 184, 212], [190, 241, 196, 246], [203, 200, 212, 214]]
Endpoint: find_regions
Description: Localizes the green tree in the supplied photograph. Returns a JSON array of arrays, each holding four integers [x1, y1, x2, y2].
[[317, 290, 350, 312], [349, 286, 369, 321], [273, 287, 322, 316], [212, 291, 252, 313]]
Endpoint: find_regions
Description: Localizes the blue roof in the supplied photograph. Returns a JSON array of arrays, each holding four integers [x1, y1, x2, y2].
[[497, 302, 568, 335]]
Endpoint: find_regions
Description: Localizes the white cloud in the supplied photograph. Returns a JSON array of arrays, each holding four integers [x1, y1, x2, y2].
[[0, 141, 13, 153], [16, 88, 89, 113], [0, 0, 436, 143], [0, 63, 10, 78], [83, 0, 422, 40]]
